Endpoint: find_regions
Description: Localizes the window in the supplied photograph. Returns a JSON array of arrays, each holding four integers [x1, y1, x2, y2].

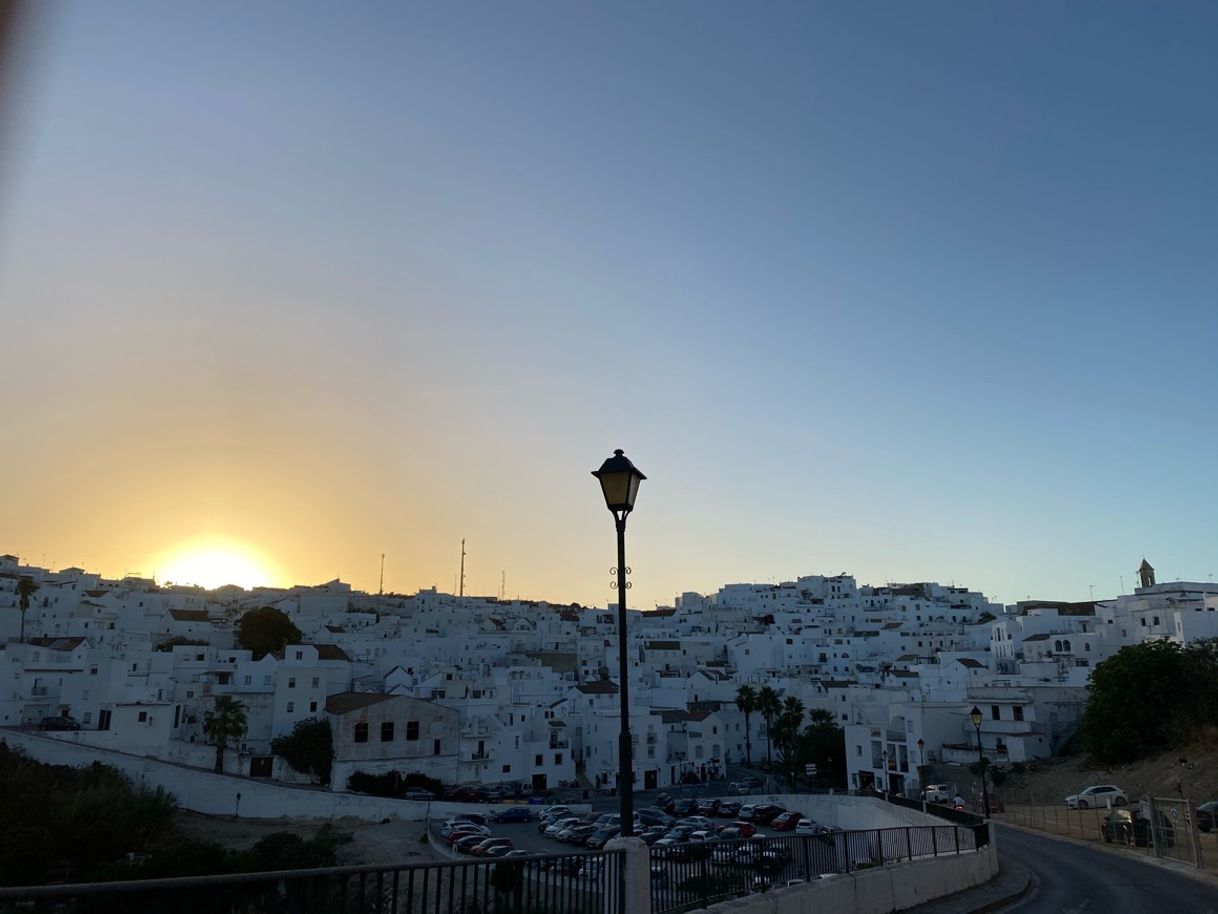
[[1013, 706, 1024, 721], [286, 702, 295, 713], [991, 706, 1000, 720], [354, 722, 368, 743], [90, 666, 97, 676], [309, 700, 317, 712], [381, 722, 395, 741], [502, 765, 511, 774], [295, 651, 303, 660], [264, 675, 273, 686], [535, 754, 543, 766], [1152, 616, 1160, 626], [554, 753, 563, 764], [138, 711, 148, 722], [243, 675, 252, 685], [856, 745, 862, 756], [433, 739, 441, 755], [311, 677, 319, 688], [406, 721, 419, 741], [288, 677, 297, 689]]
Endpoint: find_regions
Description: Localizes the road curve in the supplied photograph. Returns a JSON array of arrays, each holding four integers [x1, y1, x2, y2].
[[996, 824, 1218, 913]]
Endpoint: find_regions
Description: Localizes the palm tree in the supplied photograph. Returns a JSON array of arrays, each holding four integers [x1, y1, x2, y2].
[[757, 686, 781, 772], [808, 708, 836, 727], [771, 709, 805, 789], [16, 577, 38, 643], [203, 695, 248, 774], [781, 695, 804, 720], [735, 685, 758, 767]]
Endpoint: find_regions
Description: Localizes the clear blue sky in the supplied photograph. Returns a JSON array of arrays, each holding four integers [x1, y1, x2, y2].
[[2, 1, 1216, 606]]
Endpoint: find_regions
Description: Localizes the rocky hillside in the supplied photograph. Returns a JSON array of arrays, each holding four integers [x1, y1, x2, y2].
[[994, 728, 1218, 808]]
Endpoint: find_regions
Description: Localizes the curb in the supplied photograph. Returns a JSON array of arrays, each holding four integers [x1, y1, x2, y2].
[[965, 859, 1033, 914]]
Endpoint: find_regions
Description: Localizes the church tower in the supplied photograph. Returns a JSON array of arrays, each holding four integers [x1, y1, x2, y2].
[[1137, 558, 1155, 589]]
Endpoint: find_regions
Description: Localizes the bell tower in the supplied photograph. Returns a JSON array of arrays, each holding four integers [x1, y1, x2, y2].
[[1137, 558, 1155, 589]]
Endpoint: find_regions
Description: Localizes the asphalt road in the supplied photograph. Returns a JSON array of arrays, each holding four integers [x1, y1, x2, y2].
[[996, 824, 1218, 913]]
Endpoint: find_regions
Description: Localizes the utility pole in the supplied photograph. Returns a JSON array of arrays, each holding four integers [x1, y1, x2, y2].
[[459, 539, 466, 598], [500, 570, 505, 601], [378, 554, 385, 596]]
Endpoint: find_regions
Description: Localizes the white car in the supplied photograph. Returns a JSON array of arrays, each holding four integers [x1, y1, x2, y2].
[[794, 819, 816, 835], [544, 816, 583, 838], [441, 822, 490, 838], [539, 805, 572, 821], [680, 816, 715, 830], [729, 782, 751, 795], [1065, 785, 1127, 809], [739, 804, 757, 820]]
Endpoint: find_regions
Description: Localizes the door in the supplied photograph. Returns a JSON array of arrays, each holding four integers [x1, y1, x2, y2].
[[250, 756, 273, 778], [644, 770, 658, 790], [532, 773, 547, 791]]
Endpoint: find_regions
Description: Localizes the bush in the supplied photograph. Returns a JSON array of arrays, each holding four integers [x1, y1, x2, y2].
[[271, 718, 333, 785]]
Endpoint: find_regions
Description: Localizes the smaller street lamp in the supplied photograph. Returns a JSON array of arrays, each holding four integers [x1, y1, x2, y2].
[[916, 737, 925, 792], [968, 706, 991, 818]]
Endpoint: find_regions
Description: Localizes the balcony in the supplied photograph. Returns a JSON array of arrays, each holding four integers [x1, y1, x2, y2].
[[31, 686, 48, 697], [941, 743, 1008, 765]]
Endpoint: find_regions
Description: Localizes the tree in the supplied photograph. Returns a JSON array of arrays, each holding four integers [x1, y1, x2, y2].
[[236, 607, 302, 660], [756, 686, 781, 772], [1079, 639, 1208, 764], [203, 695, 247, 774], [735, 685, 758, 767], [272, 718, 333, 785], [16, 577, 38, 643], [801, 709, 847, 787]]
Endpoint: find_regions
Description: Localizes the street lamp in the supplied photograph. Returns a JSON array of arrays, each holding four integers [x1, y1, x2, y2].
[[881, 750, 888, 794], [916, 738, 925, 792], [968, 706, 991, 818], [593, 449, 646, 837]]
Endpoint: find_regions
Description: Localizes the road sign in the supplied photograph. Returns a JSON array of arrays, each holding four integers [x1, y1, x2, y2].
[[804, 763, 818, 775]]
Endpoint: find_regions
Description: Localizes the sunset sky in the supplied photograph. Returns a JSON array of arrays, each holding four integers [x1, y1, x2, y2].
[[2, 2, 1216, 607]]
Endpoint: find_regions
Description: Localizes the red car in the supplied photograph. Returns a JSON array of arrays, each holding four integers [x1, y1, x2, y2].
[[769, 811, 803, 831], [722, 820, 756, 838]]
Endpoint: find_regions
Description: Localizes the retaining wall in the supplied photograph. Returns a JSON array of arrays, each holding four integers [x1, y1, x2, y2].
[[702, 842, 998, 914], [0, 730, 587, 822]]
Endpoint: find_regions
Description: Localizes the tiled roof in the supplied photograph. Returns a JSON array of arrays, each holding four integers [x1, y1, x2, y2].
[[324, 692, 396, 714], [314, 643, 351, 662], [575, 681, 619, 695], [169, 609, 209, 622]]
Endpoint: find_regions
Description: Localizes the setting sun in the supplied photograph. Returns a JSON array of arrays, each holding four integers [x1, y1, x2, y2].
[[156, 539, 280, 590]]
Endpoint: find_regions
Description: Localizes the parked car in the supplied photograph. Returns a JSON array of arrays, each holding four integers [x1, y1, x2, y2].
[[639, 808, 675, 828], [544, 817, 583, 838], [471, 838, 513, 857], [678, 815, 715, 830], [485, 844, 515, 857], [455, 834, 488, 854], [639, 826, 668, 846], [751, 804, 785, 825], [729, 781, 751, 795], [794, 819, 817, 835], [717, 801, 742, 818], [441, 822, 490, 839], [403, 789, 436, 801], [770, 811, 802, 831], [697, 799, 721, 816], [492, 807, 533, 824], [1195, 801, 1217, 833], [727, 820, 757, 838], [566, 824, 597, 844], [738, 804, 758, 820], [923, 784, 955, 803], [448, 813, 489, 827], [538, 805, 572, 822], [1066, 785, 1127, 809], [672, 799, 697, 817], [444, 827, 490, 846], [1101, 808, 1174, 848], [38, 716, 81, 731], [664, 825, 696, 842], [586, 827, 620, 850], [717, 826, 744, 842]]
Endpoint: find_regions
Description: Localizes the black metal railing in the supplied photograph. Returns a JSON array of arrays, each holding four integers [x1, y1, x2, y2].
[[0, 849, 624, 914], [650, 825, 986, 914]]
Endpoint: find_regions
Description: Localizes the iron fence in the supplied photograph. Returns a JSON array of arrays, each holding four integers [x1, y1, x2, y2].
[[650, 824, 987, 914], [0, 849, 624, 914]]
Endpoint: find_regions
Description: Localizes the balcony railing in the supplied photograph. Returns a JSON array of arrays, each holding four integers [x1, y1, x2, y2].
[[0, 848, 626, 914]]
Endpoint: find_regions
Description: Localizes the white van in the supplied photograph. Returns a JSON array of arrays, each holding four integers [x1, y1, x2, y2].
[[923, 784, 955, 803]]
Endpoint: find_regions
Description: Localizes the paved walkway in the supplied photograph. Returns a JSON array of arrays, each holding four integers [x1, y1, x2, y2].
[[899, 855, 1032, 914]]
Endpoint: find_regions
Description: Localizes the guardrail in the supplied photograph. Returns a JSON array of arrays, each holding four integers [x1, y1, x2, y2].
[[0, 849, 625, 914], [650, 824, 987, 913]]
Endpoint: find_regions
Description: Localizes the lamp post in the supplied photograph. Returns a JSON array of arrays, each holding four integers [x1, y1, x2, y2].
[[916, 737, 925, 794], [593, 449, 646, 837], [881, 750, 888, 794], [968, 706, 991, 818]]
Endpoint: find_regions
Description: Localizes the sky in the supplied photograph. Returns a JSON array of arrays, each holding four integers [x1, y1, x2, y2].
[[1, 1, 1216, 607]]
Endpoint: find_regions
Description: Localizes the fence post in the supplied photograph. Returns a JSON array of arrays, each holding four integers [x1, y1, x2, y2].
[[1146, 798, 1159, 859], [604, 838, 649, 914], [954, 826, 960, 855], [931, 827, 938, 857]]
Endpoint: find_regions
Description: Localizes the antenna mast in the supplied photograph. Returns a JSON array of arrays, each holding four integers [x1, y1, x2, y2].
[[459, 539, 466, 597], [378, 553, 385, 596], [500, 570, 505, 600]]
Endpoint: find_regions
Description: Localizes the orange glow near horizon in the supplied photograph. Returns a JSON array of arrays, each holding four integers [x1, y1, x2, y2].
[[155, 538, 282, 590]]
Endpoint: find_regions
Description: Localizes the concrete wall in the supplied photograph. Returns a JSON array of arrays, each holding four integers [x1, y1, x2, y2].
[[704, 843, 998, 914], [0, 729, 577, 822]]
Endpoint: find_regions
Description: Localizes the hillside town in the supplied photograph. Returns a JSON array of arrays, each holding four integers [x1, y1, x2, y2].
[[2, 552, 1216, 801]]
